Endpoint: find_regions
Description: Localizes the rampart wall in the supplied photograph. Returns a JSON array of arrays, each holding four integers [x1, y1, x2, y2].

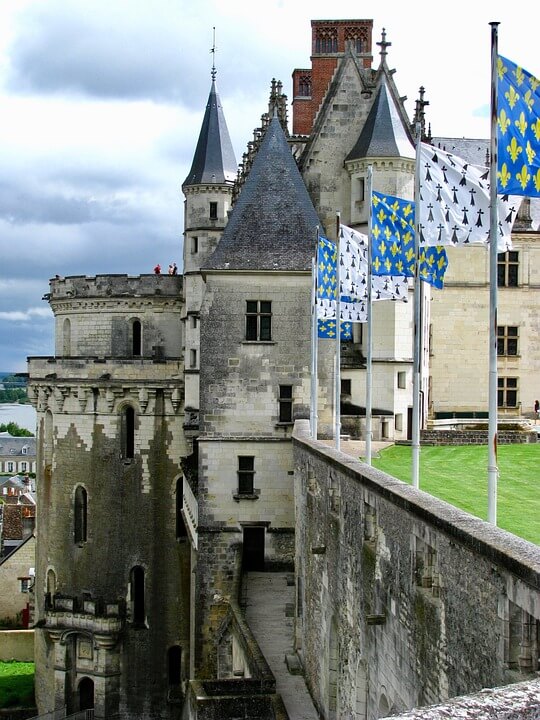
[[292, 420, 540, 719]]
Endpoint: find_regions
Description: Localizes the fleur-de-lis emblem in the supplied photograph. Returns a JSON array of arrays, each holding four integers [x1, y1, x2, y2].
[[514, 65, 525, 87], [530, 75, 540, 92], [498, 163, 511, 188], [532, 118, 540, 142], [505, 84, 520, 109], [498, 109, 511, 134], [405, 247, 414, 263], [497, 56, 508, 81], [534, 169, 540, 193], [523, 89, 535, 113], [508, 136, 523, 162], [378, 240, 387, 256], [516, 164, 531, 190], [526, 140, 536, 165], [373, 257, 381, 272], [372, 224, 380, 240], [390, 241, 399, 257], [383, 225, 392, 241], [514, 111, 528, 136], [376, 208, 387, 223], [395, 260, 403, 273], [384, 257, 392, 272]]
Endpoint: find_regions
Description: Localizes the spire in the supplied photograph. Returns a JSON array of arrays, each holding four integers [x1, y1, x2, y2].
[[377, 28, 391, 63], [346, 78, 415, 160], [205, 116, 321, 272], [183, 79, 237, 187]]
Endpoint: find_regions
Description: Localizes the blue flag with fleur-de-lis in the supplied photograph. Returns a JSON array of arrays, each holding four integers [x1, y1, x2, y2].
[[371, 192, 448, 289], [497, 55, 540, 197]]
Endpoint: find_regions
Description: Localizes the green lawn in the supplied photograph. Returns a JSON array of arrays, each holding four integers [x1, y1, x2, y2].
[[0, 661, 35, 708], [370, 444, 540, 545]]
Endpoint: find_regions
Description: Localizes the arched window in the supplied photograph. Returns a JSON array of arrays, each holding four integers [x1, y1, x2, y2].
[[62, 318, 71, 356], [132, 319, 142, 357], [176, 478, 187, 539], [121, 406, 135, 459], [46, 568, 56, 609], [168, 645, 182, 686], [130, 566, 145, 626], [74, 486, 87, 544]]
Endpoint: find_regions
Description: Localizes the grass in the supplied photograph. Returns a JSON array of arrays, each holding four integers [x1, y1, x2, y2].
[[0, 661, 35, 708], [370, 444, 540, 545]]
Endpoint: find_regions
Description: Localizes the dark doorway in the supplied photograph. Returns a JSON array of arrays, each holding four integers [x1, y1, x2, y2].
[[242, 527, 265, 570], [407, 407, 413, 441], [78, 677, 94, 711]]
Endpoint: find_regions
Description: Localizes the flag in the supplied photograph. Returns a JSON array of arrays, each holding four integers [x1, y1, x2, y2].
[[339, 225, 409, 302], [419, 142, 519, 252], [497, 55, 540, 197], [372, 191, 448, 289], [318, 318, 353, 340]]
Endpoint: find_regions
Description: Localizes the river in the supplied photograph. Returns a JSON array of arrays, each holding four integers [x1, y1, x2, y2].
[[0, 403, 37, 433]]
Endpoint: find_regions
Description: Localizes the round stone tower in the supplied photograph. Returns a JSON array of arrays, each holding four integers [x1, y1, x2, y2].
[[28, 273, 190, 720]]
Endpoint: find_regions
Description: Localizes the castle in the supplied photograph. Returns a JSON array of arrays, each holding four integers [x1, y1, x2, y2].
[[27, 19, 540, 720]]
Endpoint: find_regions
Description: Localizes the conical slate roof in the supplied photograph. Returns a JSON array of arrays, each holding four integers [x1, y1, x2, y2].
[[346, 78, 415, 160], [183, 81, 237, 187], [205, 117, 322, 272]]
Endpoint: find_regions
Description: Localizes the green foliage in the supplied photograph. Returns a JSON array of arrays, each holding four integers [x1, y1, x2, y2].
[[0, 375, 28, 404], [0, 422, 33, 437], [0, 661, 35, 708], [371, 444, 540, 545]]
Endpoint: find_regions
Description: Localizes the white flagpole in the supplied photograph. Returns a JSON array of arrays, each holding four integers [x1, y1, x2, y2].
[[335, 212, 341, 451], [488, 22, 500, 525], [365, 166, 374, 465], [310, 227, 320, 439], [412, 122, 422, 489]]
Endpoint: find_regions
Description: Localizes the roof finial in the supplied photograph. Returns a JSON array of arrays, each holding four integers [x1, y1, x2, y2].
[[210, 26, 217, 81], [377, 28, 391, 61]]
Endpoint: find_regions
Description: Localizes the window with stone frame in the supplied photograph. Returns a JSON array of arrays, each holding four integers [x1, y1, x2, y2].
[[74, 485, 88, 544], [131, 319, 142, 356], [498, 376, 518, 408], [245, 301, 272, 341], [121, 405, 135, 459], [315, 28, 338, 53], [209, 201, 218, 220], [298, 73, 312, 97], [237, 456, 255, 495], [130, 565, 145, 626], [504, 600, 540, 672], [278, 385, 293, 423], [413, 535, 439, 596], [497, 251, 519, 287], [497, 326, 519, 356]]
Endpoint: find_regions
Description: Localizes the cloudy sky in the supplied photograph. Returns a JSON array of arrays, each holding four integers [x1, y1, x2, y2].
[[0, 0, 536, 372]]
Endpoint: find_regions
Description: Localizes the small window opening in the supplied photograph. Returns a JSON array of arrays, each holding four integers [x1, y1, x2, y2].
[[74, 485, 88, 544], [132, 320, 142, 356]]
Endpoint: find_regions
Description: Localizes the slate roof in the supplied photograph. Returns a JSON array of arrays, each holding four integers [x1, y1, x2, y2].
[[183, 80, 237, 187], [0, 434, 35, 458], [346, 78, 415, 161], [204, 116, 322, 272]]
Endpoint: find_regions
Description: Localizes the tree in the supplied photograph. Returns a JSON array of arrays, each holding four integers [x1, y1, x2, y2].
[[0, 422, 34, 437]]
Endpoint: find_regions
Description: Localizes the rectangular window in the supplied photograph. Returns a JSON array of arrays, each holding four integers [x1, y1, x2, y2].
[[209, 202, 218, 220], [498, 377, 518, 408], [190, 349, 197, 368], [191, 236, 198, 254], [19, 578, 31, 593], [341, 379, 351, 396], [497, 326, 518, 356], [278, 385, 293, 423], [357, 177, 365, 202], [497, 251, 519, 287], [238, 456, 255, 495], [397, 371, 406, 389], [395, 414, 403, 432], [20, 462, 27, 472], [246, 301, 272, 341], [7, 462, 13, 473], [190, 316, 198, 329]]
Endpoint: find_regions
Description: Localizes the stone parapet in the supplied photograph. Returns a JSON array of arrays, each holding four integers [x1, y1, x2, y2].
[[47, 274, 183, 301], [28, 356, 183, 383], [418, 430, 537, 445]]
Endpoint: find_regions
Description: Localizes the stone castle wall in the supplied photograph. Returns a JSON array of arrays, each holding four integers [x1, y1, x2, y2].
[[293, 420, 540, 719]]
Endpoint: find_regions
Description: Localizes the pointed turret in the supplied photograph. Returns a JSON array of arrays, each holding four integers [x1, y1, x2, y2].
[[346, 78, 415, 161], [183, 80, 237, 187], [205, 116, 321, 271]]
